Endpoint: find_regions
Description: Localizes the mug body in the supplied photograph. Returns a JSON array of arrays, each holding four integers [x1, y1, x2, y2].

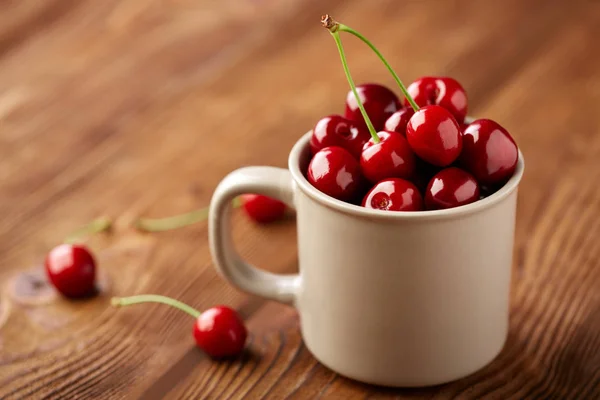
[[209, 131, 524, 388], [289, 133, 523, 387]]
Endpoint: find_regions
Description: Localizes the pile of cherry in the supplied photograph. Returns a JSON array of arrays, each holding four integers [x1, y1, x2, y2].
[[307, 79, 518, 212], [308, 16, 519, 212]]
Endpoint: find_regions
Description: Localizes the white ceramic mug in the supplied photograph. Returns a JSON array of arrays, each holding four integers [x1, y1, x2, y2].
[[209, 128, 524, 387]]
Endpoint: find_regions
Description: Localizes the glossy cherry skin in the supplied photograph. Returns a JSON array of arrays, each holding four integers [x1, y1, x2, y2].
[[193, 306, 248, 358], [383, 108, 414, 136], [345, 83, 401, 131], [405, 77, 468, 124], [310, 115, 370, 159], [362, 178, 423, 211], [406, 105, 462, 167], [459, 119, 518, 186], [240, 194, 286, 224], [45, 244, 96, 298], [308, 146, 363, 201], [425, 167, 480, 210], [360, 131, 416, 184]]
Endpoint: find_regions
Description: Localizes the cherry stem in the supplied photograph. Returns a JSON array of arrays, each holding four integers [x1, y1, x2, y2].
[[322, 15, 420, 113], [64, 217, 112, 244], [111, 294, 202, 319], [135, 197, 242, 232], [323, 19, 379, 143]]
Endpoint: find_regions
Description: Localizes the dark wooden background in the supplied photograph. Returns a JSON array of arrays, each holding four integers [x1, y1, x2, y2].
[[0, 0, 599, 398]]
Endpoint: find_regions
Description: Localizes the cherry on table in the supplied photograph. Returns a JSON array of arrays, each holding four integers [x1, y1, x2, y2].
[[310, 115, 370, 159], [345, 83, 401, 131], [134, 195, 276, 232], [194, 306, 247, 358], [307, 146, 363, 202], [362, 178, 423, 212], [241, 194, 286, 224], [45, 244, 97, 298], [384, 108, 414, 136], [459, 119, 518, 186], [43, 217, 111, 298], [112, 295, 247, 358], [360, 131, 416, 184], [406, 77, 468, 124], [133, 194, 287, 233], [406, 105, 462, 167], [425, 167, 480, 210]]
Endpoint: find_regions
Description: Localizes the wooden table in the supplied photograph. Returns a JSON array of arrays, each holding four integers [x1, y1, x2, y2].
[[1, 0, 599, 398]]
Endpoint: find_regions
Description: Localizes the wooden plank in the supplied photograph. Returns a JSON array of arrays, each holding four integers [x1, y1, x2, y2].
[[0, 0, 598, 398]]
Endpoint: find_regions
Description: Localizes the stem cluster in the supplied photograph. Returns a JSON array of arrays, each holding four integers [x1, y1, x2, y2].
[[320, 14, 419, 142]]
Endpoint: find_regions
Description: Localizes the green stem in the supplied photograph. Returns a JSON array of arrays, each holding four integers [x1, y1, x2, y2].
[[322, 15, 419, 113], [64, 217, 112, 244], [135, 207, 209, 232], [326, 29, 379, 143], [111, 294, 201, 319], [135, 197, 242, 232], [337, 24, 419, 112]]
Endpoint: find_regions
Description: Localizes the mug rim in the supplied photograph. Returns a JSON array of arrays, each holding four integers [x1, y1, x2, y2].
[[288, 129, 525, 221]]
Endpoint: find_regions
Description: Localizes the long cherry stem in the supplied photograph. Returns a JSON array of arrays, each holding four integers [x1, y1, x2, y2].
[[64, 217, 112, 244], [322, 15, 420, 113], [322, 18, 379, 143], [111, 294, 201, 318], [135, 197, 242, 232], [135, 207, 209, 232]]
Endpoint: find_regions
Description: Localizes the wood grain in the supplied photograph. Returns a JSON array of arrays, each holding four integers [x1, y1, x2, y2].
[[0, 0, 599, 398]]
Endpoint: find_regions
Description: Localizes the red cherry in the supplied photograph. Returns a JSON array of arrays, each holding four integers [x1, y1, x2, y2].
[[360, 131, 416, 184], [406, 105, 462, 167], [459, 119, 518, 186], [45, 244, 96, 298], [112, 295, 248, 359], [405, 77, 468, 124], [383, 108, 415, 136], [308, 146, 363, 201], [240, 194, 286, 224], [362, 178, 423, 211], [193, 305, 248, 358], [425, 167, 480, 210], [310, 115, 370, 159], [345, 83, 401, 131]]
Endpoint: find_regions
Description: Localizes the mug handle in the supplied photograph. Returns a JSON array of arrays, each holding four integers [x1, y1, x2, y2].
[[208, 166, 301, 305]]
